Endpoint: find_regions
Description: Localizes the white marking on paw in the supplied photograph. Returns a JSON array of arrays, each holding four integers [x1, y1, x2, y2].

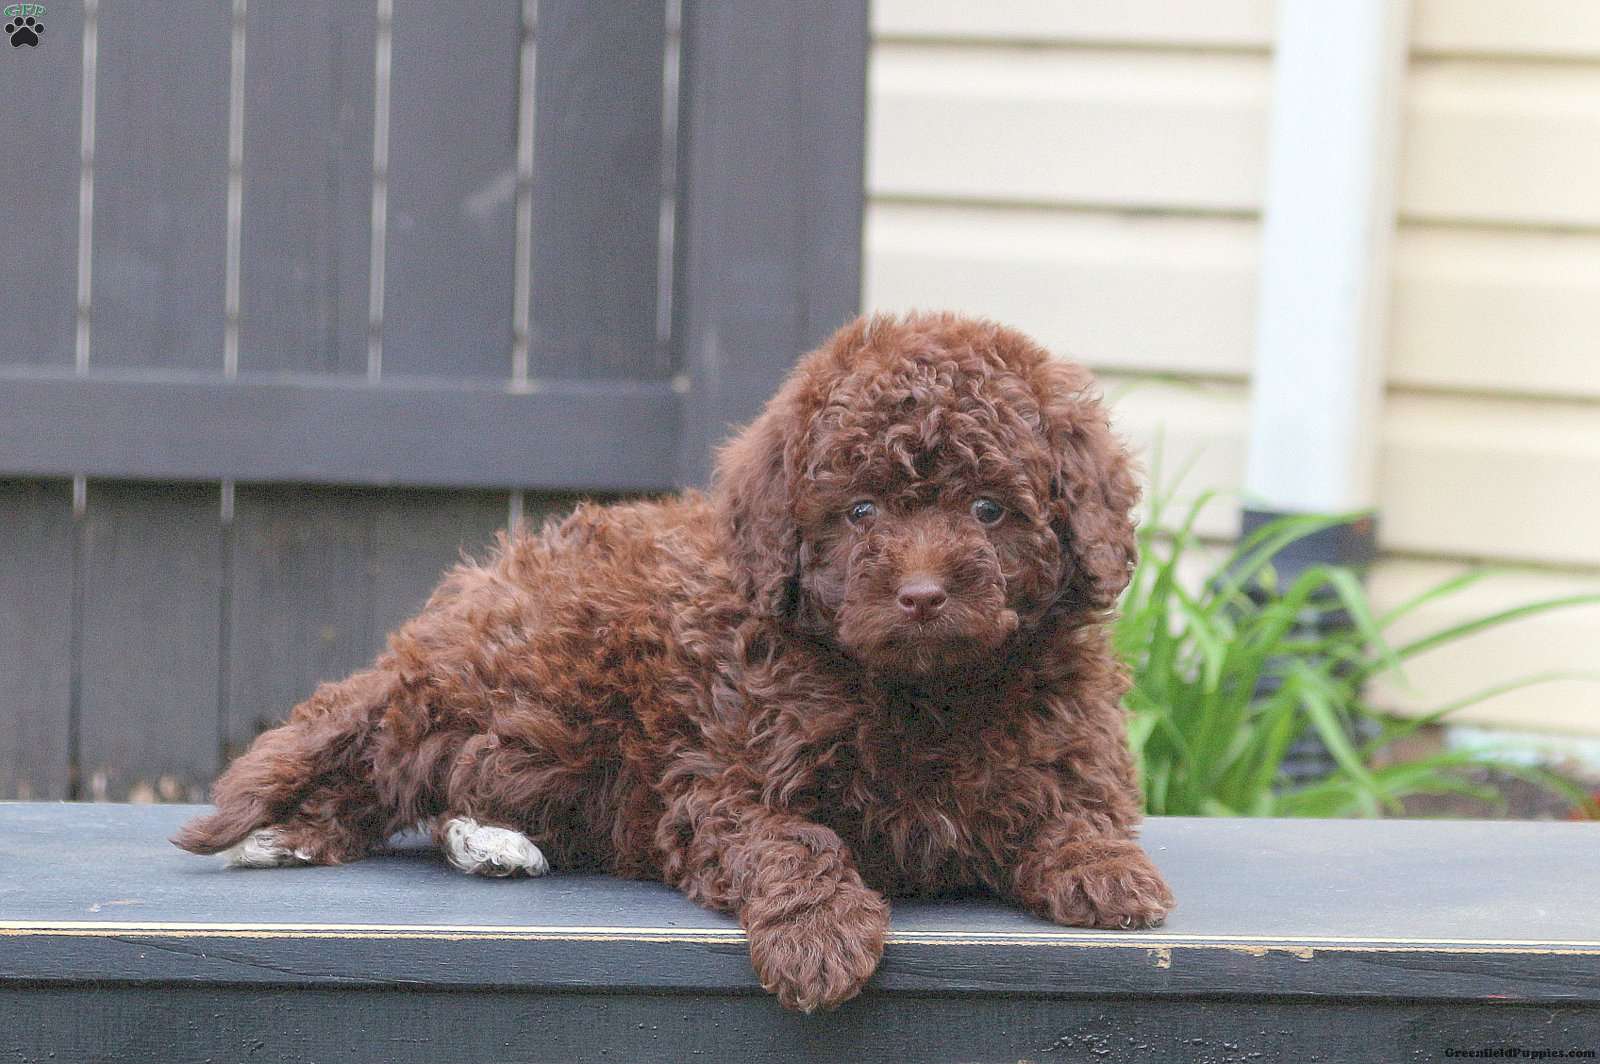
[[442, 817, 549, 878], [223, 828, 314, 869]]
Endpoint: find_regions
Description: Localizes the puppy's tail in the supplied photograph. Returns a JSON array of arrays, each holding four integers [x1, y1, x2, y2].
[[171, 670, 390, 855]]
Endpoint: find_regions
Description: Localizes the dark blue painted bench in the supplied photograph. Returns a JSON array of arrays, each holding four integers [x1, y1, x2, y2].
[[2, 803, 1596, 1062]]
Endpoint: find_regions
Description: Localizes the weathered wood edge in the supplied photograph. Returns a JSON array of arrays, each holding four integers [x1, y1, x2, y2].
[[4, 923, 1597, 1003]]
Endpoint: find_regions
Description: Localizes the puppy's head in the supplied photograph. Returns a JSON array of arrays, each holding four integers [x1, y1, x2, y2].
[[713, 312, 1137, 680]]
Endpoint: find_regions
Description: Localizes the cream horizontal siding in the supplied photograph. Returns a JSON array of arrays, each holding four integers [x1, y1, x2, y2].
[[1391, 228, 1600, 400], [1411, 1, 1600, 59], [866, 204, 1258, 379], [871, 46, 1600, 227], [864, 6, 1600, 735], [1379, 394, 1600, 569], [874, 1, 1600, 59], [870, 45, 1267, 214], [1406, 60, 1600, 228], [870, 44, 1268, 213], [867, 208, 1600, 399]]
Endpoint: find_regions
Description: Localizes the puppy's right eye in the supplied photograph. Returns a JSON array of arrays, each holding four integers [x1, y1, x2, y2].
[[846, 500, 878, 525]]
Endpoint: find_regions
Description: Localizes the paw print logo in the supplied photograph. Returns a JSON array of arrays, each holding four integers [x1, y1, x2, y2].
[[3, 4, 44, 47]]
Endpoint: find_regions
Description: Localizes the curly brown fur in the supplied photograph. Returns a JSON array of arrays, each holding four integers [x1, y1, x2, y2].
[[174, 312, 1175, 1012]]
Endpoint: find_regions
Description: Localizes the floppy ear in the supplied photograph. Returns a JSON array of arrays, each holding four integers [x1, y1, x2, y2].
[[1038, 360, 1140, 611], [711, 401, 803, 620]]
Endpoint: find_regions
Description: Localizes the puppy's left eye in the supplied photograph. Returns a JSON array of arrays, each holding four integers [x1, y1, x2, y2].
[[847, 500, 878, 525], [971, 498, 1005, 525]]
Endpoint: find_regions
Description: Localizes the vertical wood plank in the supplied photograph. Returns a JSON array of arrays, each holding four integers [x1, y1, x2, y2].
[[79, 482, 223, 803], [381, 0, 521, 378], [78, 2, 231, 803], [0, 3, 82, 367], [530, 1, 669, 380], [90, 0, 231, 370], [224, 488, 521, 753], [0, 481, 74, 800], [225, 487, 378, 751], [673, 0, 868, 483], [238, 2, 377, 374]]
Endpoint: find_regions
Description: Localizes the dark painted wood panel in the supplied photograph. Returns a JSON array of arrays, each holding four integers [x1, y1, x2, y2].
[[0, 371, 682, 490], [238, 1, 376, 374], [0, 2, 82, 367], [2, 988, 1595, 1064], [89, 0, 230, 370], [530, 0, 668, 380], [673, 0, 867, 483], [225, 487, 517, 754], [0, 482, 74, 799], [76, 484, 222, 803], [381, 0, 520, 378]]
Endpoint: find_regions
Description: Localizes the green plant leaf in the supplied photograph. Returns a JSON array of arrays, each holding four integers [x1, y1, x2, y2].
[[1121, 469, 1599, 820]]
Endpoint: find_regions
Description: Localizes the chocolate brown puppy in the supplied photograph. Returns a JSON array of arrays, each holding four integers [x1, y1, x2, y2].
[[175, 312, 1174, 1012]]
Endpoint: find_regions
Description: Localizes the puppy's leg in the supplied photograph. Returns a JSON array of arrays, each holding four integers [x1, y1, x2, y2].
[[179, 539, 566, 871], [225, 796, 390, 870], [223, 827, 313, 868], [658, 787, 889, 1013], [426, 717, 616, 878], [1002, 683, 1175, 929], [434, 815, 549, 877], [174, 668, 395, 859], [222, 776, 392, 869], [1003, 751, 1174, 929], [1010, 821, 1174, 930]]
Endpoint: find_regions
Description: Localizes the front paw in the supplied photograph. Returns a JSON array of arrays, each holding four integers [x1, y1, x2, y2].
[[1038, 846, 1174, 930], [746, 885, 890, 1012]]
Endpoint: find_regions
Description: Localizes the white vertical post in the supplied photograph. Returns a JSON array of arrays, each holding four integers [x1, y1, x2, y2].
[[1245, 0, 1410, 519]]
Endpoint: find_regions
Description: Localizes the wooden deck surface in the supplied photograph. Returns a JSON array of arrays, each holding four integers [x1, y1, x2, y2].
[[3, 802, 1597, 1062]]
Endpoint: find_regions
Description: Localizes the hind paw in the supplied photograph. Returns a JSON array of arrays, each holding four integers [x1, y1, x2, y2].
[[441, 817, 549, 877], [223, 828, 315, 869]]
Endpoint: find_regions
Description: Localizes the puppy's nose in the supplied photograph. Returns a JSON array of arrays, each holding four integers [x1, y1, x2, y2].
[[897, 579, 948, 622]]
